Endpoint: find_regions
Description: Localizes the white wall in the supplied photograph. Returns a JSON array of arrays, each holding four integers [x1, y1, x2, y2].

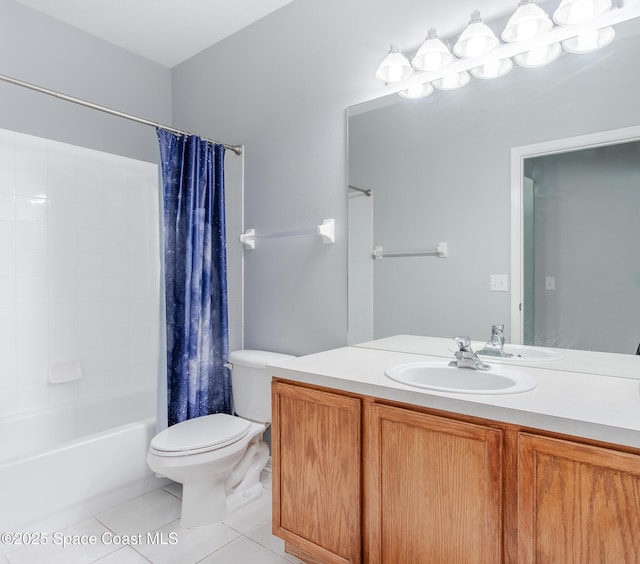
[[0, 129, 159, 417]]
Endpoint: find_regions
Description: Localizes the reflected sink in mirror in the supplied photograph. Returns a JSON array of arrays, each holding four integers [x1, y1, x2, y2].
[[385, 361, 537, 394], [447, 342, 564, 362]]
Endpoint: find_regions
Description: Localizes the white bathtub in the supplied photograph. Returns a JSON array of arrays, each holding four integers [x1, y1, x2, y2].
[[0, 391, 167, 534]]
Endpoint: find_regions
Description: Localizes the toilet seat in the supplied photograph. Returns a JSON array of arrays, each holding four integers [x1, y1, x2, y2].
[[150, 414, 251, 457]]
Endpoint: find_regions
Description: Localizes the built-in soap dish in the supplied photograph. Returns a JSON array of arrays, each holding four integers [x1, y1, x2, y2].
[[48, 359, 83, 384]]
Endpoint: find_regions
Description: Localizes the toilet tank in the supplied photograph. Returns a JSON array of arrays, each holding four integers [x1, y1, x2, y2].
[[228, 350, 295, 423]]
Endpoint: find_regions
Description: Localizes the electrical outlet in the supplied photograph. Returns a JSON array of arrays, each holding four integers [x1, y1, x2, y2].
[[490, 274, 508, 292]]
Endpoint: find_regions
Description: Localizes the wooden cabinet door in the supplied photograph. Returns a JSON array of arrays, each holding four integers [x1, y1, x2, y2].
[[518, 433, 640, 564], [271, 381, 361, 564], [365, 403, 503, 564]]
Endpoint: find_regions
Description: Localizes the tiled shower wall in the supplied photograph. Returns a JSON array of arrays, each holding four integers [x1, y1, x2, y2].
[[0, 129, 160, 418], [0, 128, 244, 420]]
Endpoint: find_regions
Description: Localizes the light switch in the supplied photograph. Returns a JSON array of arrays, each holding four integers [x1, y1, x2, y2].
[[545, 276, 555, 290], [490, 274, 508, 292]]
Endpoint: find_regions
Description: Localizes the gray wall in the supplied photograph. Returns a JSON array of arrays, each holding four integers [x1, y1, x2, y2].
[[0, 0, 172, 163], [171, 0, 500, 355], [173, 0, 640, 355]]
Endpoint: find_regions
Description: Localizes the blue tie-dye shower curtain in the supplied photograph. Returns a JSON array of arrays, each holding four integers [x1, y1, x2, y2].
[[157, 129, 231, 426]]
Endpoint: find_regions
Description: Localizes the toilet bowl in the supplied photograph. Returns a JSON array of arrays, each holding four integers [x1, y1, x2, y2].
[[147, 350, 295, 528]]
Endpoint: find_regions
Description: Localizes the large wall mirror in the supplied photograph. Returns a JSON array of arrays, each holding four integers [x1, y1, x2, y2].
[[347, 16, 640, 359]]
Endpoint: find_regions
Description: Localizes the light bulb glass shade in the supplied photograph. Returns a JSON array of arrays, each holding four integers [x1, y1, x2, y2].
[[514, 42, 562, 67], [470, 57, 514, 79], [561, 25, 615, 52], [553, 0, 612, 25], [412, 28, 454, 72], [453, 11, 500, 58], [502, 1, 553, 42], [375, 44, 414, 83], [432, 71, 471, 90], [398, 83, 435, 99]]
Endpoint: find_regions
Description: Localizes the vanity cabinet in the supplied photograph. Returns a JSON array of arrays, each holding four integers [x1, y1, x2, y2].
[[272, 378, 640, 563], [364, 403, 503, 563], [517, 433, 640, 563], [271, 381, 362, 564]]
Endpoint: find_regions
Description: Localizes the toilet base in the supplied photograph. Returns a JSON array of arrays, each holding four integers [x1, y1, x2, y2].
[[227, 481, 264, 514], [178, 437, 270, 528], [181, 477, 227, 528]]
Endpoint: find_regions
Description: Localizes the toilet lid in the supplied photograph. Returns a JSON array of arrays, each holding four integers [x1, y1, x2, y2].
[[150, 414, 251, 454]]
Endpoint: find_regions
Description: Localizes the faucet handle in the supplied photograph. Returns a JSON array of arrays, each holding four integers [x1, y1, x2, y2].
[[491, 324, 505, 335], [453, 336, 471, 351]]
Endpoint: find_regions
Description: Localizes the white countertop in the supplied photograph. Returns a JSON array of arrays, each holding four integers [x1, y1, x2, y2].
[[267, 340, 640, 449]]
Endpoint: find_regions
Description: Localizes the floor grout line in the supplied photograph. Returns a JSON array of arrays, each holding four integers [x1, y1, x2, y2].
[[5, 472, 294, 564]]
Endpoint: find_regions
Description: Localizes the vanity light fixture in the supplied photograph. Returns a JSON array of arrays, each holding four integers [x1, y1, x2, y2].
[[412, 28, 453, 72], [376, 0, 633, 100], [514, 42, 562, 67], [453, 11, 499, 58], [561, 25, 615, 52], [502, 0, 553, 42], [398, 82, 434, 99], [470, 57, 513, 79], [432, 71, 471, 90], [375, 43, 413, 83], [553, 0, 612, 25]]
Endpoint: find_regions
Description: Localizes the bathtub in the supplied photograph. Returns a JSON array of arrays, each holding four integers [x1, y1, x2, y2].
[[0, 391, 167, 534]]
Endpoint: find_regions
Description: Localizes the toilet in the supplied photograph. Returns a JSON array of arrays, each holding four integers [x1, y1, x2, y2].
[[147, 350, 294, 528]]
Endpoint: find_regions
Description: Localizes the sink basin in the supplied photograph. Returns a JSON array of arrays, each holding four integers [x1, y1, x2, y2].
[[385, 361, 536, 394], [448, 342, 564, 362]]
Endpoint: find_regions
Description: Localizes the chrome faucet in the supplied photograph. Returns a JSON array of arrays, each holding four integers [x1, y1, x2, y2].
[[478, 324, 513, 358], [449, 336, 491, 371]]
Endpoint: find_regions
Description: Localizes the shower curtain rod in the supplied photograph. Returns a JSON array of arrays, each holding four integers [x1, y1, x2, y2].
[[0, 72, 244, 155]]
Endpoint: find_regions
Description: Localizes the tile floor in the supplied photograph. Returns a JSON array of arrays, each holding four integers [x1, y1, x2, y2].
[[2, 472, 303, 564]]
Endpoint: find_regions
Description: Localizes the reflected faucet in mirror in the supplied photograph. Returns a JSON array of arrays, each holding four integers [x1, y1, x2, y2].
[[449, 336, 491, 371], [478, 324, 513, 358]]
